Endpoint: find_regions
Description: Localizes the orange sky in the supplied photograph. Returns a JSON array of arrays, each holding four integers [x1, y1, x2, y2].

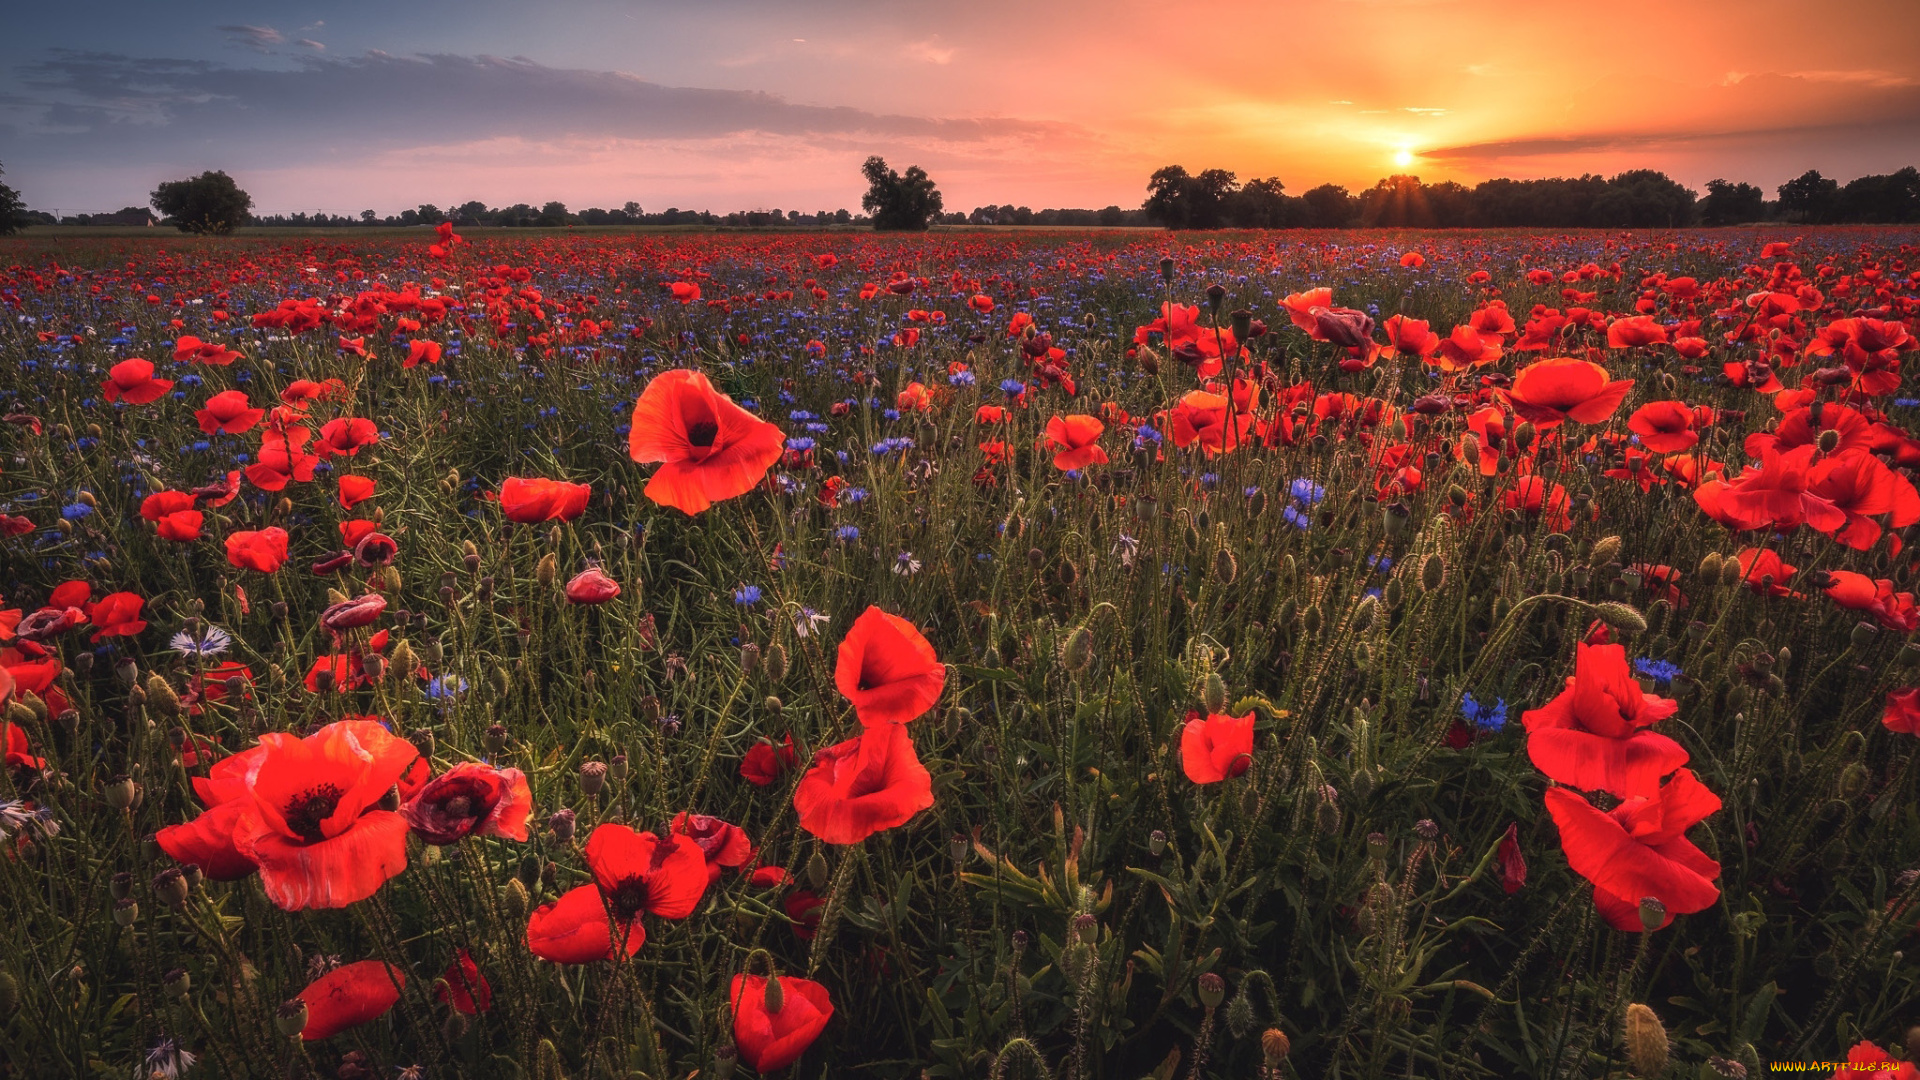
[[4, 0, 1918, 213]]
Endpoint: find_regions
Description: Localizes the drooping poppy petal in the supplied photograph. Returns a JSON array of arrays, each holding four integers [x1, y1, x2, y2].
[[794, 723, 934, 844], [296, 960, 404, 1040]]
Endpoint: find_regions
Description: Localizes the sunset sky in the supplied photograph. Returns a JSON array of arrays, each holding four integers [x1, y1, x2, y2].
[[4, 0, 1917, 217]]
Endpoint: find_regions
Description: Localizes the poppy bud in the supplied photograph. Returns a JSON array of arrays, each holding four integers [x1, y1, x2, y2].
[[1212, 547, 1237, 585], [740, 643, 762, 676], [1202, 672, 1228, 714], [1196, 971, 1225, 1009], [1262, 1028, 1291, 1066], [443, 1012, 468, 1042], [806, 850, 830, 891], [144, 674, 180, 717], [536, 553, 558, 587], [1622, 1003, 1668, 1078], [1352, 595, 1378, 633], [765, 644, 789, 682], [1594, 602, 1646, 636], [276, 998, 309, 1038], [763, 971, 784, 1014], [1838, 762, 1870, 799], [1303, 604, 1323, 635], [547, 808, 576, 843], [1513, 422, 1536, 452]]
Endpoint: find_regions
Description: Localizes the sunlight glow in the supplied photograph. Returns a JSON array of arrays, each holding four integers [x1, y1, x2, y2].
[[1393, 147, 1415, 169]]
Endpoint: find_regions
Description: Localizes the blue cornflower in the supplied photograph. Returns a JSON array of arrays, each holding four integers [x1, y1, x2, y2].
[[785, 436, 816, 452], [1633, 657, 1682, 689], [948, 370, 976, 386], [1000, 379, 1027, 396], [835, 525, 861, 542], [1289, 478, 1325, 505], [425, 675, 469, 700], [1282, 505, 1312, 530], [732, 584, 763, 606], [1461, 692, 1508, 733], [60, 503, 93, 521], [842, 486, 870, 504]]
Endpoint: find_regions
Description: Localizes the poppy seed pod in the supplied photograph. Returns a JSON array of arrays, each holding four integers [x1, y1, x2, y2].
[[578, 761, 608, 797], [112, 898, 138, 926], [320, 594, 386, 633], [1262, 1028, 1291, 1066], [1149, 829, 1167, 856], [153, 867, 189, 908], [105, 775, 137, 810], [1159, 257, 1176, 283], [547, 808, 576, 843], [1197, 971, 1225, 1009], [163, 967, 190, 1000], [1229, 309, 1252, 342], [276, 999, 309, 1038]]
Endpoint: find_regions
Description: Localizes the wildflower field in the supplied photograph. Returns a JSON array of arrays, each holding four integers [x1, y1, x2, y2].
[[4, 225, 1920, 1080]]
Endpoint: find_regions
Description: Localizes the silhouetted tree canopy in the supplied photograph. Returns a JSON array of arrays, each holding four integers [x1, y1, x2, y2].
[[861, 157, 944, 231], [150, 171, 253, 235]]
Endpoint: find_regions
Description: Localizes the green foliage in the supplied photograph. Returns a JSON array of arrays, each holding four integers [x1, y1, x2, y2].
[[862, 156, 945, 231], [150, 170, 254, 234]]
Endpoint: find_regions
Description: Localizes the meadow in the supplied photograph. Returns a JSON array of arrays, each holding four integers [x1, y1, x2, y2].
[[2, 224, 1919, 1080]]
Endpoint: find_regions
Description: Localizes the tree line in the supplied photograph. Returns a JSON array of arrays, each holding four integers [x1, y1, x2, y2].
[[1140, 165, 1920, 229]]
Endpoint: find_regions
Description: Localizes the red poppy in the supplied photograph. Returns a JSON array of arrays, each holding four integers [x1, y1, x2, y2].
[[1605, 315, 1669, 349], [85, 592, 147, 641], [1502, 476, 1572, 531], [156, 510, 205, 542], [1807, 450, 1920, 550], [794, 722, 934, 844], [1507, 357, 1633, 428], [1733, 548, 1798, 597], [1043, 415, 1108, 471], [1468, 301, 1516, 343], [1381, 315, 1439, 360], [315, 418, 380, 458], [404, 339, 443, 368], [628, 370, 784, 515], [296, 960, 404, 1040], [1625, 402, 1697, 453], [528, 884, 628, 964], [281, 379, 347, 410], [784, 889, 826, 939], [896, 382, 932, 411], [975, 405, 1009, 425], [1180, 710, 1255, 783], [1545, 768, 1721, 932], [1693, 446, 1845, 534], [174, 335, 243, 366], [834, 606, 945, 727], [338, 475, 376, 509], [498, 477, 592, 523], [4, 715, 46, 773], [575, 824, 708, 955], [1832, 1043, 1920, 1080], [1497, 822, 1527, 895], [228, 718, 420, 910], [402, 762, 532, 844], [1521, 642, 1686, 798], [225, 528, 290, 573], [670, 812, 755, 885], [741, 734, 798, 786], [1885, 689, 1920, 735], [1745, 403, 1874, 461], [435, 950, 491, 1015], [667, 281, 701, 303], [248, 428, 320, 491], [194, 390, 265, 435], [1432, 325, 1503, 372], [102, 359, 173, 405], [731, 974, 834, 1073], [1132, 303, 1244, 379], [1823, 571, 1920, 632], [1167, 390, 1256, 455], [564, 568, 621, 605]]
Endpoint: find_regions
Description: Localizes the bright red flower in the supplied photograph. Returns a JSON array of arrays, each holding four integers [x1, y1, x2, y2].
[[582, 824, 708, 954], [731, 974, 834, 1073], [1693, 445, 1845, 533], [1884, 689, 1920, 735], [102, 359, 173, 404], [671, 812, 755, 885], [229, 718, 420, 910], [834, 606, 944, 727], [498, 476, 591, 523], [1545, 768, 1721, 932], [194, 390, 265, 435], [741, 734, 798, 786], [1745, 403, 1874, 461], [337, 475, 376, 509], [1380, 315, 1439, 360], [315, 417, 380, 458], [564, 567, 622, 605], [1044, 415, 1108, 471], [1807, 450, 1920, 550], [1432, 325, 1503, 372], [404, 339, 442, 368], [794, 722, 934, 844], [174, 335, 243, 366], [225, 527, 290, 573], [1502, 476, 1571, 531], [1823, 571, 1920, 632], [628, 369, 784, 515], [1831, 1043, 1920, 1080], [1497, 822, 1527, 895], [1180, 710, 1255, 783], [85, 592, 147, 641], [1521, 642, 1686, 798], [1733, 548, 1799, 597], [527, 884, 628, 964], [1605, 315, 1669, 349], [156, 510, 205, 542], [296, 960, 404, 1040], [1507, 357, 1633, 428], [402, 761, 532, 845], [1625, 401, 1697, 453], [1168, 390, 1256, 455], [435, 950, 491, 1015]]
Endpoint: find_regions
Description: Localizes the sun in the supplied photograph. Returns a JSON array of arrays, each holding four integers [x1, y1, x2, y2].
[[1393, 147, 1415, 169]]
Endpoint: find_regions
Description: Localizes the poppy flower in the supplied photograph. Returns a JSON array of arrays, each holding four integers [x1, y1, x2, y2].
[[1180, 710, 1255, 783], [1807, 450, 1920, 550], [1745, 403, 1875, 461], [1828, 1044, 1920, 1080], [102, 359, 173, 405], [896, 382, 931, 411], [783, 889, 826, 938], [1625, 402, 1697, 453], [281, 379, 346, 411], [174, 335, 243, 366], [1885, 689, 1920, 735], [564, 568, 621, 605], [794, 722, 934, 844], [741, 734, 798, 786], [338, 475, 376, 509], [1733, 548, 1798, 597], [1692, 446, 1845, 534], [226, 528, 290, 573], [247, 428, 320, 491], [575, 824, 708, 955], [1544, 768, 1721, 932], [1605, 315, 1669, 349], [731, 973, 834, 1073], [1381, 315, 1439, 360], [670, 812, 755, 885], [1521, 642, 1686, 798], [433, 950, 491, 1015], [1502, 476, 1572, 531], [194, 390, 265, 435], [1497, 822, 1527, 895], [156, 510, 205, 542], [296, 960, 404, 1040], [1822, 571, 1920, 633], [85, 592, 147, 642], [667, 281, 701, 303], [1469, 301, 1516, 342], [498, 477, 591, 523], [1432, 325, 1503, 372], [834, 606, 945, 727], [228, 718, 420, 910], [404, 339, 442, 368], [528, 884, 628, 964], [1167, 390, 1256, 455], [402, 761, 532, 845], [4, 714, 46, 773], [1507, 357, 1633, 428], [315, 418, 380, 458], [628, 369, 784, 515], [1043, 415, 1108, 471]]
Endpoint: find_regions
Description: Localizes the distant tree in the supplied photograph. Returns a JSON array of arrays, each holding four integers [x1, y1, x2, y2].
[[1698, 179, 1766, 226], [1591, 170, 1695, 228], [150, 171, 253, 234], [860, 157, 944, 230], [1776, 170, 1838, 223], [1357, 175, 1435, 227], [359, 209, 377, 223], [1228, 177, 1299, 228], [1300, 184, 1357, 228], [537, 201, 572, 226], [1835, 167, 1920, 223], [1144, 166, 1241, 228], [417, 204, 442, 223], [0, 163, 26, 235]]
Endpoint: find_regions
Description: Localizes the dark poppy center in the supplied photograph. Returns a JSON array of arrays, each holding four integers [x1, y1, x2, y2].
[[607, 878, 649, 922], [686, 420, 719, 448], [283, 784, 345, 843], [443, 795, 472, 819]]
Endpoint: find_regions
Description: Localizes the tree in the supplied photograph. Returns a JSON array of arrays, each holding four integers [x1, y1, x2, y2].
[[150, 171, 253, 234], [1144, 166, 1241, 229], [1836, 167, 1920, 223], [1591, 170, 1695, 228], [860, 157, 944, 231], [1776, 170, 1838, 223], [537, 201, 573, 226], [1697, 179, 1766, 226], [1300, 184, 1357, 228], [0, 163, 25, 236]]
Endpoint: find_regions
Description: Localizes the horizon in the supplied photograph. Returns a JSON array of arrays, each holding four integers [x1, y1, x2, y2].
[[3, 0, 1918, 218]]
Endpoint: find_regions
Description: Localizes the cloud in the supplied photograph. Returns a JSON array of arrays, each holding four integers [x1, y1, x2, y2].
[[217, 25, 285, 51], [906, 39, 956, 65], [297, 39, 325, 52]]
